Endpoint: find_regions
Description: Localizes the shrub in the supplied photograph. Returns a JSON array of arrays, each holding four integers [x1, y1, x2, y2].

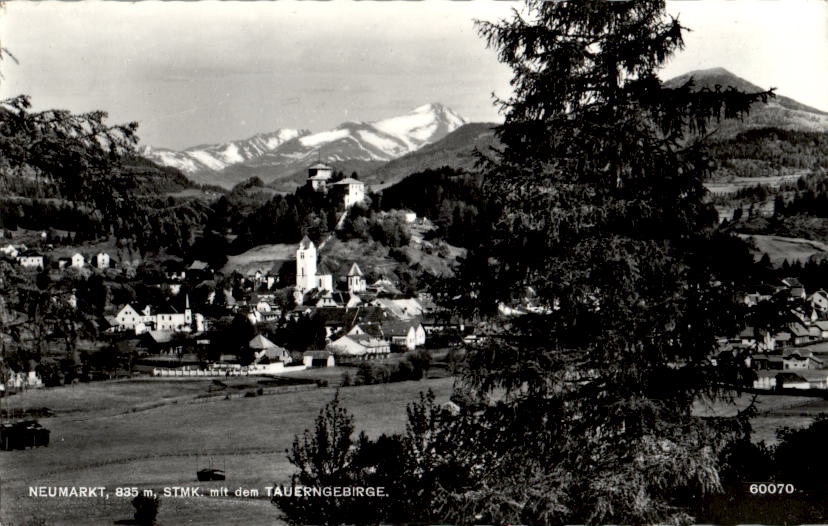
[[132, 493, 160, 526]]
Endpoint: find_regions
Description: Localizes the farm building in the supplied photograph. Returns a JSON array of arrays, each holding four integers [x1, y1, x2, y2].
[[303, 350, 335, 368]]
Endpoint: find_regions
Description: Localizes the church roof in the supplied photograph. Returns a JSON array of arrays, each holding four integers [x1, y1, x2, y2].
[[309, 162, 332, 170], [317, 262, 333, 275], [347, 263, 363, 277], [298, 236, 314, 250]]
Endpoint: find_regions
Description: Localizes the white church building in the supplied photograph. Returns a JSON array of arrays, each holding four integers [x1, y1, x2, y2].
[[296, 236, 333, 296]]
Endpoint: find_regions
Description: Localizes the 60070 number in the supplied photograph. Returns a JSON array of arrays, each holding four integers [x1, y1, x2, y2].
[[749, 483, 795, 495]]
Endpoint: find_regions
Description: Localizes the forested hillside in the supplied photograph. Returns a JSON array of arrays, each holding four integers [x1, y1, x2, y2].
[[378, 166, 495, 248], [708, 128, 828, 180]]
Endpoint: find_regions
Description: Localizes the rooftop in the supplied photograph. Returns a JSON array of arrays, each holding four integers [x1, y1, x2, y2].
[[332, 177, 363, 186]]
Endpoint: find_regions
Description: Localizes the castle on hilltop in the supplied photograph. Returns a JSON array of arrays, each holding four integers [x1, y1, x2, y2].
[[306, 163, 365, 208]]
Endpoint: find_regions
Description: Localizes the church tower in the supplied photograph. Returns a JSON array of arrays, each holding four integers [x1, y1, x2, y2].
[[296, 236, 317, 293], [347, 262, 366, 293]]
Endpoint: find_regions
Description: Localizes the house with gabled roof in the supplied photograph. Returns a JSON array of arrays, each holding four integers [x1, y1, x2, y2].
[[111, 296, 205, 335], [16, 250, 44, 269], [380, 320, 425, 350], [808, 289, 828, 313], [782, 350, 823, 370], [328, 334, 390, 359], [781, 277, 806, 300], [249, 334, 291, 364]]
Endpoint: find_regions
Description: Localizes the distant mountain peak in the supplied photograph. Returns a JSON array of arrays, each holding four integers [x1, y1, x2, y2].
[[665, 67, 766, 94], [682, 66, 736, 77], [663, 67, 828, 135], [414, 102, 452, 113], [144, 103, 468, 189]]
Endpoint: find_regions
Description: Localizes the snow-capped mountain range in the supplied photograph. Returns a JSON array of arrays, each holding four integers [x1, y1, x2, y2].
[[143, 128, 309, 174], [142, 103, 467, 189]]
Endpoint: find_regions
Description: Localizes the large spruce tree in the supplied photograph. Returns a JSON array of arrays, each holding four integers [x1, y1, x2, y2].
[[435, 1, 774, 524]]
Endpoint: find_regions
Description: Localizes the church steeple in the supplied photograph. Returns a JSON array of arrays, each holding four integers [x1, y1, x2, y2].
[[296, 236, 318, 293]]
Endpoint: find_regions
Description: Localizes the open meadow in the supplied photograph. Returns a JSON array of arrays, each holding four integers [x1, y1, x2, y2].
[[0, 376, 454, 526]]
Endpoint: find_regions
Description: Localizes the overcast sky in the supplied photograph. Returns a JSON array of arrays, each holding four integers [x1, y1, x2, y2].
[[1, 1, 826, 150]]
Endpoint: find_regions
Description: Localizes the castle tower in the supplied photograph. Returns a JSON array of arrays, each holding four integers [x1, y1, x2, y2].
[[296, 236, 318, 293], [307, 163, 333, 191]]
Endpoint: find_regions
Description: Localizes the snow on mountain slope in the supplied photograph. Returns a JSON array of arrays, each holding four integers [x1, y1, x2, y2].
[[145, 103, 467, 189], [251, 102, 467, 166], [142, 128, 309, 175], [374, 103, 467, 150]]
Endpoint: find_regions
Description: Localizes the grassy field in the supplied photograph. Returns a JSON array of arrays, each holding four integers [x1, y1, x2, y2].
[[740, 233, 828, 265], [221, 243, 295, 275], [3, 373, 825, 525], [693, 392, 828, 444], [0, 377, 454, 526], [704, 172, 805, 195]]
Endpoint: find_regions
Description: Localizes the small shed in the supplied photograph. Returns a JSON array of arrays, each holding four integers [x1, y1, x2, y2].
[[303, 351, 335, 368]]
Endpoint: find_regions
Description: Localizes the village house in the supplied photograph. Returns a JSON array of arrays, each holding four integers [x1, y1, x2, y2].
[[2, 370, 44, 391], [751, 352, 784, 370], [813, 320, 828, 338], [16, 250, 44, 269], [328, 333, 391, 359], [808, 289, 828, 313], [111, 296, 205, 334], [774, 322, 815, 347], [421, 313, 466, 335], [369, 275, 401, 296], [781, 277, 806, 300], [381, 320, 421, 350], [1, 244, 19, 259], [782, 350, 824, 370], [249, 334, 291, 364], [743, 284, 776, 307], [188, 260, 213, 281], [93, 252, 110, 269]]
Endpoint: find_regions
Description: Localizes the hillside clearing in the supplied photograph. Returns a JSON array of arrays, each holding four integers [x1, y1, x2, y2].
[[222, 243, 295, 274], [741, 233, 828, 265]]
